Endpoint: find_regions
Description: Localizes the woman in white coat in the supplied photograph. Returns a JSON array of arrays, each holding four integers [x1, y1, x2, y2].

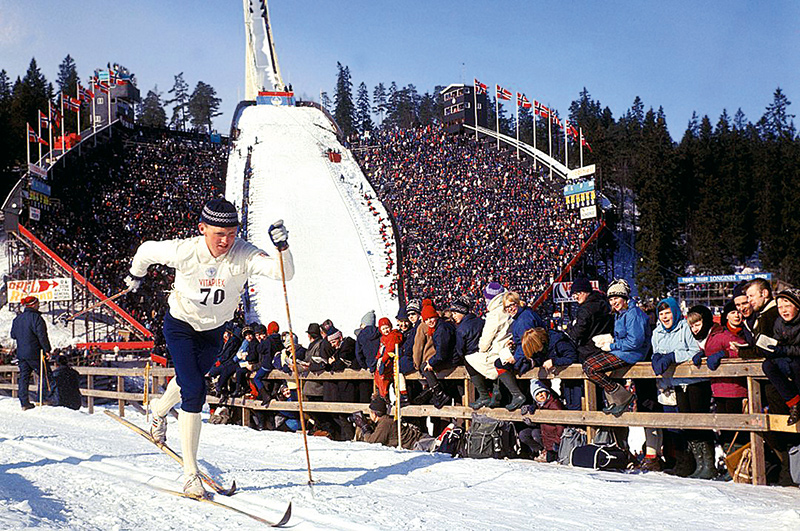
[[464, 282, 512, 409]]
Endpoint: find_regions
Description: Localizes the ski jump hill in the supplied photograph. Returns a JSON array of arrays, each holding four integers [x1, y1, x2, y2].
[[226, 102, 397, 334]]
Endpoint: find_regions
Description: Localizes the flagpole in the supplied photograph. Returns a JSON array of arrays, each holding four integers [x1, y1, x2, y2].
[[37, 114, 42, 163], [533, 103, 537, 152], [579, 127, 584, 167], [107, 73, 112, 139], [565, 120, 569, 170], [48, 102, 53, 166], [515, 95, 520, 159], [473, 84, 478, 141], [92, 78, 97, 146], [60, 92, 65, 155], [26, 123, 30, 168], [548, 112, 553, 178], [76, 83, 82, 155], [495, 89, 500, 150]]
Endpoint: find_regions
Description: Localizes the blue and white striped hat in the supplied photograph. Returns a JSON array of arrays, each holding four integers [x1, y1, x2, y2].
[[201, 198, 239, 227]]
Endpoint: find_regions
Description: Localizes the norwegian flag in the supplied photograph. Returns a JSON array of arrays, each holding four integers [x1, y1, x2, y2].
[[50, 105, 62, 129], [582, 136, 593, 153], [79, 85, 94, 101], [39, 110, 49, 130], [550, 111, 562, 128], [517, 92, 532, 109], [96, 82, 110, 94], [28, 124, 47, 146], [62, 93, 80, 112], [474, 78, 487, 95], [565, 119, 579, 139], [534, 101, 550, 119], [496, 84, 512, 101]]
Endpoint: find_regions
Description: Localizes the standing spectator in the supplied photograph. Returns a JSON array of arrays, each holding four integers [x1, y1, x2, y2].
[[355, 310, 380, 373], [375, 318, 403, 402], [52, 354, 81, 410], [495, 291, 544, 410], [584, 279, 650, 417], [11, 296, 53, 410], [465, 283, 510, 409]]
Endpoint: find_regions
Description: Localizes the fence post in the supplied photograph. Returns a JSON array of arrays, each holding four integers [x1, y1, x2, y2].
[[583, 379, 597, 442], [746, 376, 766, 485], [117, 375, 125, 417], [87, 375, 94, 414], [11, 370, 18, 398], [242, 405, 251, 428]]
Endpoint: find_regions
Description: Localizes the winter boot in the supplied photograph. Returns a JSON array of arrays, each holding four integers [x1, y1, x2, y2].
[[498, 372, 526, 411], [640, 456, 663, 472], [603, 384, 635, 417], [787, 403, 800, 426], [690, 441, 716, 479], [486, 380, 503, 408], [183, 474, 206, 499], [432, 385, 450, 409], [412, 387, 433, 405], [664, 448, 696, 477], [259, 386, 272, 407], [469, 372, 491, 410], [150, 414, 168, 445]]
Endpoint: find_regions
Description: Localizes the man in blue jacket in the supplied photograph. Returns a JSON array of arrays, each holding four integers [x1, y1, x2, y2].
[[11, 296, 53, 410], [582, 279, 651, 417]]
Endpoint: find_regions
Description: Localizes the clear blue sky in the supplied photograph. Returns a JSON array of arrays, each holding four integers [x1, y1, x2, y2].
[[1, 0, 797, 138]]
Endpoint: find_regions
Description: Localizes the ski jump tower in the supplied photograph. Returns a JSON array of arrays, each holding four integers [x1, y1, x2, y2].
[[243, 0, 285, 97], [230, 1, 398, 334]]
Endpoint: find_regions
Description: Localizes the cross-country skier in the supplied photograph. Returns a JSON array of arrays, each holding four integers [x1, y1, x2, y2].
[[124, 198, 293, 497]]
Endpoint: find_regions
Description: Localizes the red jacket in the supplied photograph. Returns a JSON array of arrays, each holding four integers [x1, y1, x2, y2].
[[704, 324, 747, 399]]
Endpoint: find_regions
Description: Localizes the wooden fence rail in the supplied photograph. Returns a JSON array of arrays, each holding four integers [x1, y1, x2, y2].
[[2, 360, 797, 486]]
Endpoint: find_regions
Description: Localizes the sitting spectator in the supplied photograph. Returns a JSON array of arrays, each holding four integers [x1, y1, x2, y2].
[[584, 279, 650, 417], [252, 322, 281, 406], [519, 380, 565, 462], [494, 291, 544, 410], [52, 355, 81, 410], [413, 300, 457, 409], [521, 327, 581, 410], [465, 283, 510, 410], [450, 296, 485, 408], [567, 277, 614, 363], [274, 384, 301, 432], [761, 288, 800, 426]]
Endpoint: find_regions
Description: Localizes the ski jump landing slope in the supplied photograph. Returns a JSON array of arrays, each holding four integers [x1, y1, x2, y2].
[[227, 104, 397, 334]]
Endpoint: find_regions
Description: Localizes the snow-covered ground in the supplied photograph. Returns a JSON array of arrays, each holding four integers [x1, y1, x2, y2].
[[1, 397, 799, 530], [226, 104, 397, 335]]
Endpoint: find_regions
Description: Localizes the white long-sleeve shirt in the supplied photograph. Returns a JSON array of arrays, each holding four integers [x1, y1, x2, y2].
[[130, 236, 294, 331]]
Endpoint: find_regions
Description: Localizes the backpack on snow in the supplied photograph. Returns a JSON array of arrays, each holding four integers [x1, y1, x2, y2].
[[461, 414, 519, 459], [570, 444, 629, 470], [435, 423, 466, 456], [557, 427, 587, 465]]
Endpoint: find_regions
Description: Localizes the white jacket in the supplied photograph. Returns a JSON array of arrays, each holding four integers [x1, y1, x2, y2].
[[478, 292, 512, 356], [130, 236, 294, 331]]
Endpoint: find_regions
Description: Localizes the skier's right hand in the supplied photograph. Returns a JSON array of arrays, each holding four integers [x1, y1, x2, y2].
[[124, 273, 144, 292]]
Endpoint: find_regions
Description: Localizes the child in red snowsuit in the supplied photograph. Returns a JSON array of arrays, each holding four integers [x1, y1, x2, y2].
[[375, 317, 403, 400]]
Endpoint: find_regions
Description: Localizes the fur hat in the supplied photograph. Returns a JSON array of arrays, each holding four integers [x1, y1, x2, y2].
[[449, 296, 471, 315], [569, 277, 593, 295], [607, 279, 631, 300], [200, 198, 239, 227], [776, 288, 800, 311], [369, 397, 388, 416]]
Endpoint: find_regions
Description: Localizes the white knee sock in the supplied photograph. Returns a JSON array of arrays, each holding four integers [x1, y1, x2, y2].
[[645, 428, 663, 457], [179, 411, 202, 477], [154, 377, 181, 418]]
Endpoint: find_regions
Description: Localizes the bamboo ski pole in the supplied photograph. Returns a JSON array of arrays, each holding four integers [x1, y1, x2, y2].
[[393, 347, 402, 449], [144, 362, 151, 423], [38, 350, 44, 406], [63, 286, 131, 322], [278, 249, 314, 487]]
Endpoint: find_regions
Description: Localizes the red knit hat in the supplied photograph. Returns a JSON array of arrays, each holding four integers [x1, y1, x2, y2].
[[421, 305, 438, 320], [378, 317, 392, 329], [21, 296, 38, 307], [267, 321, 280, 335]]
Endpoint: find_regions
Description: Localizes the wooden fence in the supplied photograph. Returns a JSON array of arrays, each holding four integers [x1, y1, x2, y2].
[[2, 360, 798, 486]]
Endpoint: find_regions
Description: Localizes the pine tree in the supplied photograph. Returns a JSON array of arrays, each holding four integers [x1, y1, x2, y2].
[[165, 73, 190, 131], [0, 69, 14, 176], [187, 81, 222, 132], [355, 82, 372, 133], [385, 82, 398, 125], [137, 86, 167, 128], [418, 92, 437, 125], [320, 91, 331, 112], [10, 58, 51, 161], [372, 82, 387, 126], [333, 62, 355, 137]]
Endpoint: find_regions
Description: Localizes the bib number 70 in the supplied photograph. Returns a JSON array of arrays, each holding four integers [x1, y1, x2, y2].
[[200, 288, 225, 306]]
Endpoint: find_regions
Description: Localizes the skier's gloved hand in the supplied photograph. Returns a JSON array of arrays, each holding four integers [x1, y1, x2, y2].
[[706, 350, 726, 371], [124, 273, 144, 292], [651, 352, 675, 376], [691, 351, 704, 368], [268, 220, 289, 251]]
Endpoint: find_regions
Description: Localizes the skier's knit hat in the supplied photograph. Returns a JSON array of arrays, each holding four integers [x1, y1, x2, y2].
[[201, 198, 239, 227], [369, 397, 388, 416], [776, 288, 800, 311]]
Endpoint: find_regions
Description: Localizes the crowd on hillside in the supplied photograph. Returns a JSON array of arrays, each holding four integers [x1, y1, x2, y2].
[[354, 125, 596, 310], [206, 276, 800, 486], [32, 130, 228, 344]]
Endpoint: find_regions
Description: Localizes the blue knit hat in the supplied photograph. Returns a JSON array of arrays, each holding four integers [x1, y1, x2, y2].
[[201, 198, 239, 227]]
